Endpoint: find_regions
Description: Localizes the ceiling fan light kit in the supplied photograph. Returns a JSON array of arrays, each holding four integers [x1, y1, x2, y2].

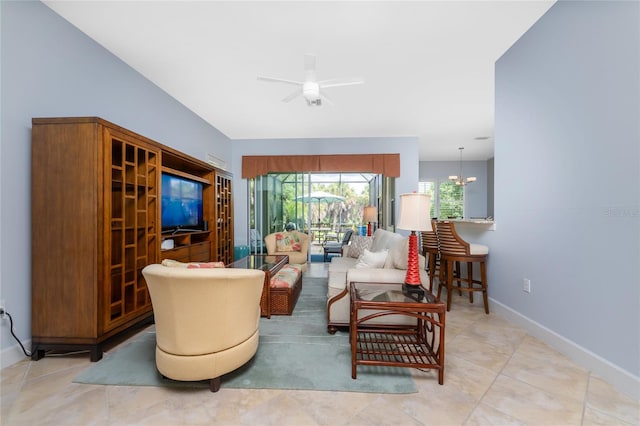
[[258, 54, 363, 107]]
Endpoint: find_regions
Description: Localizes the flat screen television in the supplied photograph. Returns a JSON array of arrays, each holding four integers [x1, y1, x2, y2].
[[161, 173, 204, 233]]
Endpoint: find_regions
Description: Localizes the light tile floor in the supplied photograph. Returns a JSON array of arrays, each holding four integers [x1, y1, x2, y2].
[[1, 262, 638, 425]]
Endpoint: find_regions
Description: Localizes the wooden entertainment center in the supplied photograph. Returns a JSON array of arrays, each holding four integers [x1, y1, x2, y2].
[[30, 117, 233, 361]]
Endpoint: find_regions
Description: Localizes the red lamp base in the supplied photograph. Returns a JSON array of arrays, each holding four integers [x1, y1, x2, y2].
[[402, 231, 424, 300]]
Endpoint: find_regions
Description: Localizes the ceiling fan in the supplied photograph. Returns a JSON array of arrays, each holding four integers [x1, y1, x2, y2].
[[257, 54, 364, 106]]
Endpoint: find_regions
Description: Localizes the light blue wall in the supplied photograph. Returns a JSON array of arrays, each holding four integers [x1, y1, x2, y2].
[[231, 137, 421, 246], [1, 0, 638, 397], [491, 0, 639, 380], [419, 160, 490, 218], [0, 1, 231, 364]]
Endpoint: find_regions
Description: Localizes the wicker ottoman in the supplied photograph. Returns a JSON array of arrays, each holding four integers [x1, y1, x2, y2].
[[269, 264, 303, 315]]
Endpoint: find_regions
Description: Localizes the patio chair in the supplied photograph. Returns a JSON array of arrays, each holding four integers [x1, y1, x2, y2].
[[322, 229, 353, 262]]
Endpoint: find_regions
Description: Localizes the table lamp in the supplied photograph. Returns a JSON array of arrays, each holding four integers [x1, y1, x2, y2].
[[396, 192, 432, 299], [363, 206, 378, 236]]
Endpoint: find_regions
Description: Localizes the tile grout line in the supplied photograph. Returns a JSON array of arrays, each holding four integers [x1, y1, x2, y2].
[[461, 329, 527, 425]]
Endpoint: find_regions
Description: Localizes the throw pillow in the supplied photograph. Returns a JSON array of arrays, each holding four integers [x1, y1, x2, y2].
[[347, 236, 372, 258], [275, 232, 301, 252], [385, 237, 409, 269], [355, 249, 388, 268], [161, 259, 225, 268], [186, 262, 225, 269]]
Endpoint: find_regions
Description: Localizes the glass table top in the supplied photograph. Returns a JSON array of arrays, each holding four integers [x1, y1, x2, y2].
[[353, 282, 438, 304], [228, 254, 287, 271]]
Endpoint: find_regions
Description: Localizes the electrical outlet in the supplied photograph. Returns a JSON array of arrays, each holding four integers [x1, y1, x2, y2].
[[0, 299, 6, 319], [523, 279, 531, 293]]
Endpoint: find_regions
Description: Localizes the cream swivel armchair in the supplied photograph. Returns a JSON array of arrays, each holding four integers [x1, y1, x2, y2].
[[264, 230, 310, 271], [142, 264, 265, 392]]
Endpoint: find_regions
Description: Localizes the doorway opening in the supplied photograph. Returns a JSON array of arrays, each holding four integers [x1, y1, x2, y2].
[[248, 172, 394, 260]]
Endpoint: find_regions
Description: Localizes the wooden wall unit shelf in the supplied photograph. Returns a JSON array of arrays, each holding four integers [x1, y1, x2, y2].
[[31, 117, 232, 361], [215, 171, 234, 264], [160, 231, 212, 263]]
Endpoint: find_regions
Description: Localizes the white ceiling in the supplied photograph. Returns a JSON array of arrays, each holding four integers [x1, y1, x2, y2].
[[43, 0, 555, 161]]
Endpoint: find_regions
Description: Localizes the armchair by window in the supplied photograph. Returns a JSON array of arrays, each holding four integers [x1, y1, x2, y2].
[[264, 230, 310, 271]]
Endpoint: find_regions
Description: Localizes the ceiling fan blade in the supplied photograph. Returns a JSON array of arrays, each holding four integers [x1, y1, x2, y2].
[[257, 76, 303, 86], [319, 78, 365, 89], [319, 91, 334, 106], [282, 89, 302, 103]]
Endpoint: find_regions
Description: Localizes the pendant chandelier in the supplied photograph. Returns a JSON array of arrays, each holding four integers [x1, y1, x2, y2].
[[449, 147, 476, 186]]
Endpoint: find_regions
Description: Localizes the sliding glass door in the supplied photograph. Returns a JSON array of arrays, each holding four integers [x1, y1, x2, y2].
[[248, 172, 389, 258]]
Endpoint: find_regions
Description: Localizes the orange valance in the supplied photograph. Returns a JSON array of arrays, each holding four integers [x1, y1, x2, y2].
[[242, 154, 400, 179]]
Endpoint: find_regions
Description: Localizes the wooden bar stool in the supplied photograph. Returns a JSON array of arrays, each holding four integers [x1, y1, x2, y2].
[[420, 220, 440, 292], [435, 221, 489, 313]]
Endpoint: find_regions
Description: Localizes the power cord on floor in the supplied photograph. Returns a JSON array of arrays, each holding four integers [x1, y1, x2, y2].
[[1, 308, 32, 357]]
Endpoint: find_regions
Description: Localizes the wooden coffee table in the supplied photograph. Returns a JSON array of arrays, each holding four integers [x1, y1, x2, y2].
[[227, 254, 288, 318], [349, 281, 446, 384]]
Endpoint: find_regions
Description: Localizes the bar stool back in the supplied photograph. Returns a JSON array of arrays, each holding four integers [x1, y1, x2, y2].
[[420, 220, 440, 291], [435, 221, 489, 313]]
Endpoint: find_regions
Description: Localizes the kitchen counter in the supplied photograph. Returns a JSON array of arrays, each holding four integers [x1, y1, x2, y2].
[[443, 219, 496, 230]]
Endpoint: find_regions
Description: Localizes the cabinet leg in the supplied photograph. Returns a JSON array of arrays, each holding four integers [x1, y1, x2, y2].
[[90, 345, 103, 362], [31, 348, 45, 361]]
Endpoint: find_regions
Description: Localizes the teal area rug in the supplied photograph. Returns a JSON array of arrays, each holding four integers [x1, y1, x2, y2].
[[73, 276, 417, 394]]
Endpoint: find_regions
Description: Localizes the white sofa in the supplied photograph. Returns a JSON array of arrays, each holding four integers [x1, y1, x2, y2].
[[326, 228, 429, 333]]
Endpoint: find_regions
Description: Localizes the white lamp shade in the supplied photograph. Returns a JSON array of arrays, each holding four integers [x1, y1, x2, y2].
[[363, 206, 378, 223], [397, 193, 432, 232]]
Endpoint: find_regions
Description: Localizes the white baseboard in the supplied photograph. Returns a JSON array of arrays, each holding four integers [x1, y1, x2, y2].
[[1, 338, 31, 370], [490, 298, 640, 400]]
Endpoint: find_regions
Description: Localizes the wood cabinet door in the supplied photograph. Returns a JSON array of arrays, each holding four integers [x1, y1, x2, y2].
[[215, 171, 233, 264], [102, 127, 159, 332]]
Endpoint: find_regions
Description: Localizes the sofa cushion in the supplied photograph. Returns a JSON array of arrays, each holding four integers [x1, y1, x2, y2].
[[370, 229, 404, 253], [270, 264, 302, 288], [382, 237, 428, 270], [274, 232, 301, 252], [347, 236, 372, 258], [346, 267, 412, 284], [355, 249, 388, 268], [329, 255, 357, 271], [328, 256, 356, 291], [384, 237, 409, 269]]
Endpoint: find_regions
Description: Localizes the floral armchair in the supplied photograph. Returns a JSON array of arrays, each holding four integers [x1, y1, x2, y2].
[[264, 230, 310, 272]]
